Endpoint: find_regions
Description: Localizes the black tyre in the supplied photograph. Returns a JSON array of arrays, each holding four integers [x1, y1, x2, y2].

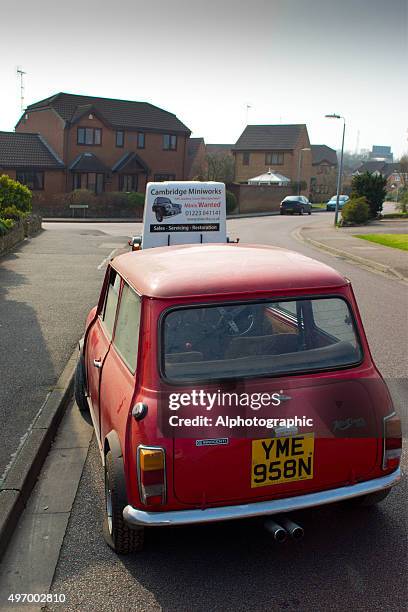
[[308, 210, 312, 215], [155, 211, 163, 222], [74, 356, 89, 412], [346, 488, 391, 508], [280, 211, 284, 215], [103, 451, 144, 554], [299, 208, 304, 215]]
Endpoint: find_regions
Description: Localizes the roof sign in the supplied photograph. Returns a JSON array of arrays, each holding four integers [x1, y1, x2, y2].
[[142, 181, 226, 249]]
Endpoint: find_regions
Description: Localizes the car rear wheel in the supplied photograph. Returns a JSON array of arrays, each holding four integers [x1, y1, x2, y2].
[[74, 356, 88, 412], [103, 451, 144, 554], [299, 208, 304, 215], [155, 211, 163, 222], [308, 209, 311, 215]]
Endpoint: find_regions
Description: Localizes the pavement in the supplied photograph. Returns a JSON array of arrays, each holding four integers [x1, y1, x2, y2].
[[299, 218, 408, 281], [0, 223, 140, 482], [0, 214, 407, 611]]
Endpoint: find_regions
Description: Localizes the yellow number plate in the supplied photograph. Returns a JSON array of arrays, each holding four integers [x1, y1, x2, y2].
[[251, 434, 314, 488]]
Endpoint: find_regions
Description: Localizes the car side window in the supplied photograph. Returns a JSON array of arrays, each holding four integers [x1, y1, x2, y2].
[[311, 298, 356, 345], [113, 283, 141, 373], [101, 268, 121, 338]]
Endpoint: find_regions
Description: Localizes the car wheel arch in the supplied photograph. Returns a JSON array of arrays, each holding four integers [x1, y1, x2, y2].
[[104, 430, 128, 508]]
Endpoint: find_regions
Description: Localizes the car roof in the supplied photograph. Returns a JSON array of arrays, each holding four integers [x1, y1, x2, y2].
[[112, 244, 347, 299]]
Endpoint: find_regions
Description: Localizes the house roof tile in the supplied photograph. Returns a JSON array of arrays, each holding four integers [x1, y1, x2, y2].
[[68, 152, 109, 173], [311, 144, 338, 166], [233, 125, 306, 151], [24, 92, 191, 134], [0, 131, 64, 169], [206, 144, 233, 155]]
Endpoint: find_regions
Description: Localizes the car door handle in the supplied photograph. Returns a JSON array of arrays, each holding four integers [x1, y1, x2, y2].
[[93, 359, 102, 369]]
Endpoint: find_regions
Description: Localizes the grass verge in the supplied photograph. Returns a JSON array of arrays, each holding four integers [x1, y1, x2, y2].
[[354, 233, 408, 251]]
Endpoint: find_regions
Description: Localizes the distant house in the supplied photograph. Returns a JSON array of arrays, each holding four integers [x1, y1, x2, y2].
[[186, 137, 206, 179], [13, 92, 191, 198], [232, 125, 312, 194], [353, 161, 406, 189], [369, 145, 393, 162], [0, 131, 65, 192], [310, 144, 338, 199], [206, 144, 233, 156]]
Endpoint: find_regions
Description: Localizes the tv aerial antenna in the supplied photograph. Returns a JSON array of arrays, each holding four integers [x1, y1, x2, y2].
[[16, 67, 26, 113]]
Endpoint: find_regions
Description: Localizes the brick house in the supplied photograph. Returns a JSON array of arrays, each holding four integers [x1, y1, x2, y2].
[[354, 161, 407, 190], [0, 131, 65, 192], [310, 144, 338, 200], [232, 124, 312, 194], [14, 92, 191, 198]]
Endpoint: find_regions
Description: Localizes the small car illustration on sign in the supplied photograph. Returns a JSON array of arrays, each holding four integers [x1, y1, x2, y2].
[[152, 197, 182, 222], [75, 243, 401, 554]]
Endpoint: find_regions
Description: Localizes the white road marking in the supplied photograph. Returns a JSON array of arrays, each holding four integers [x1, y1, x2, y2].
[[97, 248, 118, 270]]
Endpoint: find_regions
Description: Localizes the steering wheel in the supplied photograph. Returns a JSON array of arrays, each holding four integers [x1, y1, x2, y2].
[[215, 306, 254, 336]]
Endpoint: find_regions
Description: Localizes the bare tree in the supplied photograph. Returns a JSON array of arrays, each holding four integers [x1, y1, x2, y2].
[[205, 153, 235, 183]]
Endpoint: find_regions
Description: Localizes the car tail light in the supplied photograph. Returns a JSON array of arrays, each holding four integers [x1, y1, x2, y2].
[[382, 413, 402, 471], [137, 446, 166, 504]]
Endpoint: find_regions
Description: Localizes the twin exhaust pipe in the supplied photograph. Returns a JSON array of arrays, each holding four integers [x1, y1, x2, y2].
[[264, 517, 304, 543]]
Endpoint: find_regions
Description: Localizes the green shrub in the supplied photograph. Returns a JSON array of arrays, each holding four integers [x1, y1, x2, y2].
[[341, 197, 370, 224], [226, 190, 237, 214], [0, 218, 15, 235], [351, 172, 386, 218], [396, 191, 408, 214], [1, 204, 28, 221], [126, 192, 145, 209], [0, 174, 32, 214], [69, 189, 97, 206]]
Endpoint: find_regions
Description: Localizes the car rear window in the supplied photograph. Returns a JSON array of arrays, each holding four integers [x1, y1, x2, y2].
[[161, 298, 362, 382]]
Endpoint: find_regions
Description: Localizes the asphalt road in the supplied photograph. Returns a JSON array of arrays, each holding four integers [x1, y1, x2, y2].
[[44, 213, 407, 612], [0, 224, 139, 480]]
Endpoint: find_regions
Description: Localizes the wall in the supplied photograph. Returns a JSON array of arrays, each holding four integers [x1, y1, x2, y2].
[[0, 169, 64, 194], [235, 150, 295, 184], [16, 108, 65, 159], [229, 184, 293, 214], [310, 163, 337, 201], [66, 115, 189, 186], [0, 215, 42, 256]]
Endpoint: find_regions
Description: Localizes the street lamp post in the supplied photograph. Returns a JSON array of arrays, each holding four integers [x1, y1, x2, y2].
[[325, 114, 346, 226], [297, 147, 311, 195]]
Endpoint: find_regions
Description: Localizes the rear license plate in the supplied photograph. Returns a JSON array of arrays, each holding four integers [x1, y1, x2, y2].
[[251, 434, 314, 488]]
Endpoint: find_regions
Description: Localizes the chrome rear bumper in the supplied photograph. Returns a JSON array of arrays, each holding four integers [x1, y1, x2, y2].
[[123, 468, 401, 527]]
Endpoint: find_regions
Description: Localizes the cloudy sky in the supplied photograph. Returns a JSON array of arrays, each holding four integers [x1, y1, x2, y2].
[[1, 0, 407, 156]]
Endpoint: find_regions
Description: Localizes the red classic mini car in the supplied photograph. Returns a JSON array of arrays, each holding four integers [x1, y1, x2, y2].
[[75, 243, 401, 553]]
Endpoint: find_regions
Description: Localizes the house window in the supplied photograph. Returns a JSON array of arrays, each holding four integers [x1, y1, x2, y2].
[[154, 174, 176, 182], [265, 152, 284, 165], [73, 172, 104, 194], [163, 134, 177, 150], [77, 127, 102, 145], [116, 131, 124, 147], [137, 133, 145, 149], [242, 152, 250, 166], [16, 171, 44, 190], [119, 174, 138, 192]]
